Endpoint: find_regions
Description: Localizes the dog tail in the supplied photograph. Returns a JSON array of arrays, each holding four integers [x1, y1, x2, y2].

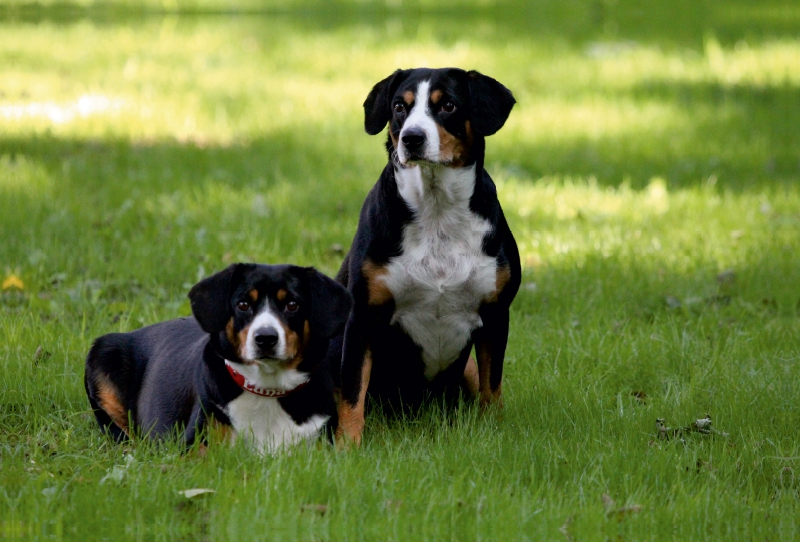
[[85, 334, 135, 441]]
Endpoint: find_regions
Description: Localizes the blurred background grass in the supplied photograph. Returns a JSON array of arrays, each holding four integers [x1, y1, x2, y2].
[[1, 1, 799, 540]]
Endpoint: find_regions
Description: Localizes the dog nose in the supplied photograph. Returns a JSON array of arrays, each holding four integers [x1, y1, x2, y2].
[[401, 128, 426, 152], [253, 327, 280, 350]]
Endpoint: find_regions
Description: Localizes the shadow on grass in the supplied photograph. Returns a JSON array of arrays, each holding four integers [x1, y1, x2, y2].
[[2, 65, 799, 228], [509, 78, 800, 189], [2, 122, 799, 301], [2, 0, 800, 48], [4, 65, 800, 196], [1, 129, 376, 202]]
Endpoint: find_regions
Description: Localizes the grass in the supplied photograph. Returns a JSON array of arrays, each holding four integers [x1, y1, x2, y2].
[[1, 0, 799, 539]]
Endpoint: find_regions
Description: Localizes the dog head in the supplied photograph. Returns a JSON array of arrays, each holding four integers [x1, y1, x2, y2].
[[364, 67, 515, 167], [189, 264, 352, 370]]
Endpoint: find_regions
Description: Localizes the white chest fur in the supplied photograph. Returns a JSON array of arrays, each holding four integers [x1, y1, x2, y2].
[[384, 164, 497, 379], [225, 393, 328, 455], [222, 362, 327, 454]]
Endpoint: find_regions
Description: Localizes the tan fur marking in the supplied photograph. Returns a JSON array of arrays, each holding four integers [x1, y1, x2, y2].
[[485, 264, 512, 303], [96, 378, 130, 436], [403, 90, 414, 105], [437, 123, 470, 168], [430, 89, 443, 104], [362, 259, 393, 306], [283, 321, 298, 359], [335, 349, 372, 447], [476, 342, 503, 407], [249, 289, 259, 302], [462, 355, 480, 399], [496, 265, 512, 292], [276, 289, 287, 302], [226, 318, 239, 348], [283, 320, 310, 370], [236, 324, 250, 360]]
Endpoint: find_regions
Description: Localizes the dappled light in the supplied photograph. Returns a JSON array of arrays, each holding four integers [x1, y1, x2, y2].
[[2, 9, 800, 189], [1, 1, 799, 539]]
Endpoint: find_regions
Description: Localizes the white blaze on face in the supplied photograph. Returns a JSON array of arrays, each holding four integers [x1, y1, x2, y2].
[[244, 305, 287, 362], [398, 80, 440, 164]]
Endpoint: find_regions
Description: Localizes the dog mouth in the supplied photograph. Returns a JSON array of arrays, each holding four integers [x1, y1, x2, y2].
[[404, 156, 428, 166], [236, 354, 277, 368], [246, 355, 298, 372], [230, 358, 279, 377], [400, 155, 454, 170], [398, 150, 436, 167]]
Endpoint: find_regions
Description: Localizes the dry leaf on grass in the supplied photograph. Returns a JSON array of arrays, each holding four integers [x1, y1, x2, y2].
[[2, 274, 24, 290], [655, 415, 729, 442], [178, 488, 216, 499], [300, 504, 328, 515], [33, 346, 52, 365], [100, 454, 136, 485], [602, 494, 643, 519], [385, 500, 403, 512]]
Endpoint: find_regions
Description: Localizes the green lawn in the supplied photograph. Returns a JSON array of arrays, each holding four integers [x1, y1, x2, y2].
[[2, 1, 799, 539]]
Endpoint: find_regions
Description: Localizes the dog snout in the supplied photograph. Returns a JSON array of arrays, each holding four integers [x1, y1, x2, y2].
[[401, 128, 426, 153], [253, 327, 280, 353]]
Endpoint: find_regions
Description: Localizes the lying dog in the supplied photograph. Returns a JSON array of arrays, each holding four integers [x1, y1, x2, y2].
[[332, 67, 521, 444], [85, 264, 352, 454]]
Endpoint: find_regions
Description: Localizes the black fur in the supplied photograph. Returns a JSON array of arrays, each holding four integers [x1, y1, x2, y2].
[[467, 70, 517, 136], [189, 263, 244, 333], [363, 69, 412, 135], [332, 67, 522, 438], [85, 264, 352, 447]]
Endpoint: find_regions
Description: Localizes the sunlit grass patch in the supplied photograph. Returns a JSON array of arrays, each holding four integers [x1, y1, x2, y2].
[[510, 97, 694, 142], [1, 2, 799, 540], [0, 154, 53, 195], [5, 14, 799, 190], [583, 37, 800, 90], [499, 174, 800, 306]]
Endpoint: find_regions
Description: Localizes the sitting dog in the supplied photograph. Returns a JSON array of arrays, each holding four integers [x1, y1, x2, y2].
[[84, 263, 352, 454], [332, 67, 521, 444]]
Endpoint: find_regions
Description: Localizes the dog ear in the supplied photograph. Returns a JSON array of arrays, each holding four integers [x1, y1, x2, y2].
[[305, 267, 353, 338], [189, 263, 243, 333], [363, 69, 410, 135], [467, 70, 516, 136]]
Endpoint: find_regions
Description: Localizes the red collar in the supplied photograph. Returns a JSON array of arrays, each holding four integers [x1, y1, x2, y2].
[[225, 361, 308, 398]]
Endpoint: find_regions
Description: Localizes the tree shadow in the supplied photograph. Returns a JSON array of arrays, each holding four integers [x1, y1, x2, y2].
[[500, 78, 800, 190], [2, 0, 799, 48]]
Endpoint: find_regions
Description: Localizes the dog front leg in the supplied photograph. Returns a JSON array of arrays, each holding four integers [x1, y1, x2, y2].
[[474, 304, 510, 407], [183, 402, 207, 450], [335, 316, 372, 447]]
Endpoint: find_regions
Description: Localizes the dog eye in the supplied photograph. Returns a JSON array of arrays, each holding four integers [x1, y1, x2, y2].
[[393, 103, 405, 114], [236, 301, 250, 312], [285, 301, 299, 312], [441, 101, 456, 113]]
